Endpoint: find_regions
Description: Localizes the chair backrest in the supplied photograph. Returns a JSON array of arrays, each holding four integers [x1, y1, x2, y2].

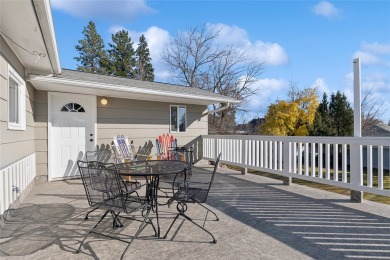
[[112, 135, 135, 162], [156, 134, 177, 160], [208, 153, 221, 191], [77, 160, 127, 212]]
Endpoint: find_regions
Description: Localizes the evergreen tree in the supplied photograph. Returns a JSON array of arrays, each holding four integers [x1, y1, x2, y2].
[[135, 35, 154, 81], [329, 91, 354, 136], [74, 21, 108, 74], [108, 30, 136, 78], [310, 91, 353, 136], [310, 93, 334, 136]]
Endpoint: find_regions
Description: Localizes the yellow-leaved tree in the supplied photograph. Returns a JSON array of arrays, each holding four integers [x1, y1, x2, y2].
[[259, 85, 319, 136]]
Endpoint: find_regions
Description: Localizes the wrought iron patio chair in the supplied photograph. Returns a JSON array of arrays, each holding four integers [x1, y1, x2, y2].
[[163, 153, 221, 243], [84, 150, 143, 221], [76, 161, 156, 259]]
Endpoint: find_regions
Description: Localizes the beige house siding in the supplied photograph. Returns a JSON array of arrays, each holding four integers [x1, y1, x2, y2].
[[34, 90, 48, 176], [96, 96, 207, 161], [0, 40, 36, 169]]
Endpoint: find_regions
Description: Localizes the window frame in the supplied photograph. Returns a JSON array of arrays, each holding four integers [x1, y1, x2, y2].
[[7, 65, 26, 131], [170, 105, 187, 133]]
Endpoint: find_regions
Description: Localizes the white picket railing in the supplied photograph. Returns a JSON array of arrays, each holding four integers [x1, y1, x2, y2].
[[0, 153, 36, 215], [202, 135, 390, 197]]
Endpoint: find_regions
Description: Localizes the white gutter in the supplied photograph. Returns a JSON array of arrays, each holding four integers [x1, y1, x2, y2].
[[32, 0, 61, 74], [28, 74, 240, 104]]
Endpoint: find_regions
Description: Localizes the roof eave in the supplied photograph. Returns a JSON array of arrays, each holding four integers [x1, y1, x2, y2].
[[28, 75, 240, 105], [32, 0, 61, 75]]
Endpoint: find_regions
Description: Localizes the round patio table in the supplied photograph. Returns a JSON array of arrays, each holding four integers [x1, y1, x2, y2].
[[114, 160, 192, 238]]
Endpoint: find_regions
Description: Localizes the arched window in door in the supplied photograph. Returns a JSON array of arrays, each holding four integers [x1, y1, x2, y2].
[[61, 103, 85, 112]]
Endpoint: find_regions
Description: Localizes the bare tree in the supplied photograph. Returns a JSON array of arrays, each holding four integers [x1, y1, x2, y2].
[[162, 24, 264, 134], [361, 87, 386, 130]]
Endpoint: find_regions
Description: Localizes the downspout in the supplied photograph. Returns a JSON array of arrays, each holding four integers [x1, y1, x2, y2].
[[202, 103, 230, 116]]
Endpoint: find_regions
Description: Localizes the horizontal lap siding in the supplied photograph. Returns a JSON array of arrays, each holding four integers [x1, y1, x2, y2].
[[0, 51, 36, 169], [1, 41, 37, 214], [96, 96, 208, 156], [34, 90, 48, 176]]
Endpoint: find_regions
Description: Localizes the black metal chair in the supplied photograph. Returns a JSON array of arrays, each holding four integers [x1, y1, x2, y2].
[[76, 161, 156, 259], [158, 146, 194, 198], [84, 150, 143, 221], [163, 153, 221, 243]]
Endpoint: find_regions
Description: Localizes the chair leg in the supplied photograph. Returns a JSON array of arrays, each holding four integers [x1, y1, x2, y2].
[[181, 212, 217, 243], [85, 206, 99, 220], [120, 214, 152, 260], [76, 210, 109, 253], [111, 211, 123, 228], [162, 213, 181, 239], [163, 212, 217, 243], [197, 202, 219, 221]]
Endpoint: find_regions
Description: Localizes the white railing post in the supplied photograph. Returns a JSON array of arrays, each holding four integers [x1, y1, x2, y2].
[[214, 137, 218, 160], [241, 139, 247, 175], [350, 144, 363, 202], [282, 140, 291, 185], [351, 57, 363, 202]]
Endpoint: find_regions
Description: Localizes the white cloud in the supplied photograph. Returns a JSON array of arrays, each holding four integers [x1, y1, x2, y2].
[[353, 51, 381, 65], [109, 23, 288, 81], [51, 0, 154, 21], [209, 23, 288, 66], [343, 71, 390, 114], [312, 78, 331, 96], [250, 41, 288, 66], [246, 78, 288, 112], [353, 41, 390, 67], [313, 1, 340, 18], [361, 42, 390, 55], [108, 25, 127, 34]]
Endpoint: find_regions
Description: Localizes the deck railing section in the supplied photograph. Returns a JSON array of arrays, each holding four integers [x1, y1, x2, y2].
[[202, 135, 390, 197]]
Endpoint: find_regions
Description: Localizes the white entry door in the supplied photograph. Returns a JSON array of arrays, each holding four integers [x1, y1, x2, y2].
[[49, 93, 96, 180]]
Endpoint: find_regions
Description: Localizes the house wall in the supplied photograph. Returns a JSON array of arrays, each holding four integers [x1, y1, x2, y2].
[[0, 37, 35, 169], [96, 96, 208, 161], [34, 90, 48, 177], [0, 37, 37, 215]]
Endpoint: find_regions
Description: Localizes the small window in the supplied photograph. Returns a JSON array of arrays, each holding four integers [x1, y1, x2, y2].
[[170, 105, 186, 133], [61, 103, 85, 112], [8, 65, 26, 130]]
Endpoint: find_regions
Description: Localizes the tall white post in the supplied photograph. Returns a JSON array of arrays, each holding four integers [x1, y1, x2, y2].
[[351, 58, 363, 202], [354, 58, 362, 138]]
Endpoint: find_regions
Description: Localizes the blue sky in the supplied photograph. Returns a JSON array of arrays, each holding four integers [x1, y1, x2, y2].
[[51, 0, 390, 123]]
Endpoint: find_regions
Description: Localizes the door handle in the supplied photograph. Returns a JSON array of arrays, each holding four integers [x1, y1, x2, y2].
[[90, 139, 93, 142]]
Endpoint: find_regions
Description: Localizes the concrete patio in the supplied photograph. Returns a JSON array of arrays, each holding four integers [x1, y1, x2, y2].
[[1, 165, 389, 259]]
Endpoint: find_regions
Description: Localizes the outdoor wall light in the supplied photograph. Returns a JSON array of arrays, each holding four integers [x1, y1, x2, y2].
[[101, 98, 108, 105]]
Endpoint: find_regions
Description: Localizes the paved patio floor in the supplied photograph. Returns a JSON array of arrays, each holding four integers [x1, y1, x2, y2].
[[1, 165, 389, 259]]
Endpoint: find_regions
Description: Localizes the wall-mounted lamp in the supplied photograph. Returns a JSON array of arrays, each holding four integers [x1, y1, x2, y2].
[[101, 98, 108, 105]]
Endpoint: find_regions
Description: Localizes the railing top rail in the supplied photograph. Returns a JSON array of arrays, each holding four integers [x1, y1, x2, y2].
[[202, 135, 390, 146]]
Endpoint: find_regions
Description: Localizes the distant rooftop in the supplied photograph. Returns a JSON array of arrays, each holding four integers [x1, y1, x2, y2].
[[362, 123, 390, 137]]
